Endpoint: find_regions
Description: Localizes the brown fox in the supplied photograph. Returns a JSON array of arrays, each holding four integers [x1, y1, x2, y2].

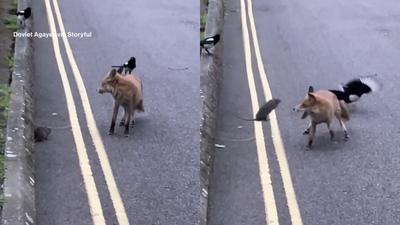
[[293, 88, 349, 148], [98, 69, 144, 137]]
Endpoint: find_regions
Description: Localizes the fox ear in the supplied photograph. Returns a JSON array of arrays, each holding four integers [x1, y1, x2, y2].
[[109, 69, 117, 77], [308, 86, 314, 93], [308, 92, 316, 100]]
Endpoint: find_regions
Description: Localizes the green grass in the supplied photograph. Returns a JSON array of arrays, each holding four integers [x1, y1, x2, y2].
[[4, 15, 18, 32], [0, 85, 10, 183], [200, 14, 207, 30], [0, 154, 5, 181], [200, 14, 207, 40], [200, 0, 208, 39], [0, 84, 11, 110], [11, 0, 17, 8], [4, 55, 14, 68]]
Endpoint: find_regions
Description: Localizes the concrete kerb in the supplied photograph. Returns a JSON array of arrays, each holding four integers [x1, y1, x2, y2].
[[1, 0, 36, 224], [200, 0, 224, 224]]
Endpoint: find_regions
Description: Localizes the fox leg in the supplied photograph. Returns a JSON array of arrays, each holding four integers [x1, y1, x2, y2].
[[109, 102, 119, 135], [338, 119, 349, 140], [303, 122, 311, 135], [123, 107, 131, 137], [307, 122, 317, 149], [130, 111, 136, 128], [120, 108, 127, 126], [326, 122, 334, 141], [131, 116, 135, 127]]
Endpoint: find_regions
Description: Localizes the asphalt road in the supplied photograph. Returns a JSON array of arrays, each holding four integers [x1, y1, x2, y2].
[[208, 0, 400, 225], [32, 1, 199, 225]]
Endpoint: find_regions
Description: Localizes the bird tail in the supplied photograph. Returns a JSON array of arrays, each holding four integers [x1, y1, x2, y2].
[[232, 114, 255, 121]]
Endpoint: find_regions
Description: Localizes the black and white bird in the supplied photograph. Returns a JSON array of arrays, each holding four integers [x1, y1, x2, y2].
[[112, 56, 136, 75], [329, 74, 381, 103], [16, 7, 31, 27], [200, 34, 220, 54]]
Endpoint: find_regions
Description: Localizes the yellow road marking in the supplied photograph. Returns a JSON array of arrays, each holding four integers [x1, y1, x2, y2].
[[240, 0, 279, 224], [50, 0, 130, 224], [43, 0, 106, 224], [246, 0, 304, 224]]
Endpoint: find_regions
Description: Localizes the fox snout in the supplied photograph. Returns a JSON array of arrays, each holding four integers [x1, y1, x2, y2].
[[293, 105, 303, 112], [98, 83, 113, 94]]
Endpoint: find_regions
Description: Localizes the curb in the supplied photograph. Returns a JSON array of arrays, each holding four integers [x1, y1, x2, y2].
[[200, 0, 224, 224], [1, 0, 36, 224]]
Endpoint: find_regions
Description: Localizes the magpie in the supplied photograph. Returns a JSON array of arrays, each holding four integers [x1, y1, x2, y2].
[[329, 75, 381, 103], [235, 98, 281, 121], [200, 34, 220, 54], [16, 7, 31, 27], [111, 56, 136, 75], [123, 57, 136, 74]]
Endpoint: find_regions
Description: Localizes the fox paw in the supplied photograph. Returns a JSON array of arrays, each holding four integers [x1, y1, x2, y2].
[[306, 142, 313, 150]]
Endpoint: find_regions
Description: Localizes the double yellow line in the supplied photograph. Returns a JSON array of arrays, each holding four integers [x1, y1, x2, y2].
[[239, 0, 303, 224], [44, 0, 130, 224]]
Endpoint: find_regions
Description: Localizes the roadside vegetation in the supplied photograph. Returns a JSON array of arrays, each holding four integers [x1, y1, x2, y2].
[[4, 15, 17, 32], [0, 84, 10, 154], [200, 0, 208, 40], [4, 55, 14, 68], [0, 84, 10, 203], [0, 0, 18, 205], [200, 14, 207, 40]]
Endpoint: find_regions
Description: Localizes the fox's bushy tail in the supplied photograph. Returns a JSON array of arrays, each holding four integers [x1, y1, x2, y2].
[[137, 99, 144, 112]]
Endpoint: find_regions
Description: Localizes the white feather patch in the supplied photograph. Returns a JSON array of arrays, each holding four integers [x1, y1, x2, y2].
[[349, 95, 360, 102], [359, 76, 381, 92], [206, 37, 214, 42]]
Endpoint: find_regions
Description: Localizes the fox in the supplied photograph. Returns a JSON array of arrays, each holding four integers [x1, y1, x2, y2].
[[98, 68, 144, 137], [293, 86, 350, 148]]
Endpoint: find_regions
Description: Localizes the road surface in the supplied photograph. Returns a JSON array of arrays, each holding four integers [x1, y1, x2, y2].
[[208, 0, 400, 225], [32, 0, 199, 224]]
